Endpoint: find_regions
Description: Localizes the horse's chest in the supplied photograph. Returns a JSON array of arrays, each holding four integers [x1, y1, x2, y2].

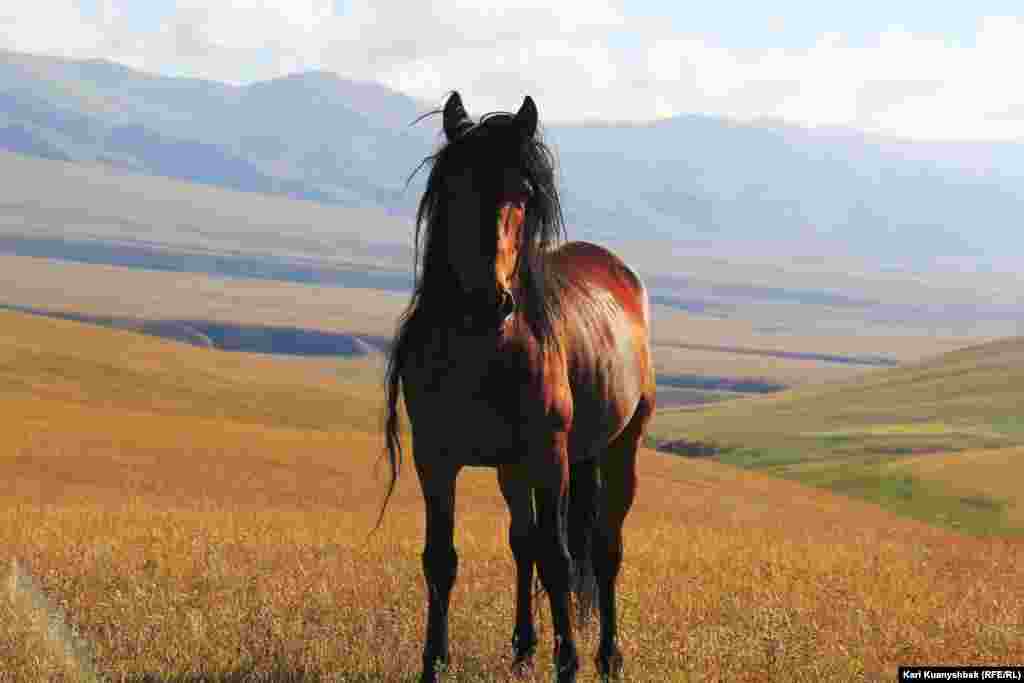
[[404, 339, 536, 457]]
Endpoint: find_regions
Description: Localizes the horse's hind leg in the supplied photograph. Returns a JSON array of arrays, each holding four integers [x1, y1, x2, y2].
[[498, 464, 538, 674], [595, 396, 652, 680], [533, 432, 580, 682]]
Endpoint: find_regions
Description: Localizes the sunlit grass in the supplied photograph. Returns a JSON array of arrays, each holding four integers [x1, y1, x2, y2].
[[3, 453, 1023, 681], [1, 310, 1022, 681]]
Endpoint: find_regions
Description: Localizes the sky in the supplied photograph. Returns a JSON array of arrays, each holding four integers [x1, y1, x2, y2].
[[2, 1, 1024, 141]]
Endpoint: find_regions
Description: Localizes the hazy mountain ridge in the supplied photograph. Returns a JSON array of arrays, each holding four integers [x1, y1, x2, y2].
[[3, 49, 1024, 272], [0, 50, 435, 209], [549, 117, 1024, 267]]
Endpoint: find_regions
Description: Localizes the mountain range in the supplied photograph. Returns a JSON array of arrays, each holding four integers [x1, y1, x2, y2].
[[3, 48, 1024, 277]]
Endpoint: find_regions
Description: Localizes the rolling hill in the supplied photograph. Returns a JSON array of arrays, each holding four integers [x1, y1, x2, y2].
[[651, 336, 1024, 534], [2, 42, 1022, 683], [0, 307, 1021, 681], [4, 145, 1020, 341], [2, 248, 986, 418]]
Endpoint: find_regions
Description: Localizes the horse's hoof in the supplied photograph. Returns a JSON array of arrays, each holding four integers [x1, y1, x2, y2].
[[419, 659, 447, 683], [554, 654, 579, 683], [555, 668, 578, 683], [510, 655, 534, 679], [511, 632, 537, 678]]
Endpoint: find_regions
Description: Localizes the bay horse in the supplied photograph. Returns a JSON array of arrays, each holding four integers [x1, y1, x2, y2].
[[383, 91, 655, 683]]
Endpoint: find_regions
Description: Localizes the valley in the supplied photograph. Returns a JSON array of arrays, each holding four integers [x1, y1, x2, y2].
[[1, 47, 1022, 680]]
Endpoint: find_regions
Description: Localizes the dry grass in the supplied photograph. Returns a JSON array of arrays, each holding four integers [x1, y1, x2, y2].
[[0, 254, 407, 340], [652, 344, 873, 388], [1, 310, 1022, 681], [648, 305, 978, 363], [2, 451, 1022, 682]]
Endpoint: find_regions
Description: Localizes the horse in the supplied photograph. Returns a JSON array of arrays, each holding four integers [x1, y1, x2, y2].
[[382, 91, 656, 683]]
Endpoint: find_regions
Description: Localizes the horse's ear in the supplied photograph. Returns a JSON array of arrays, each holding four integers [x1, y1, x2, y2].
[[515, 96, 538, 138], [443, 91, 471, 141]]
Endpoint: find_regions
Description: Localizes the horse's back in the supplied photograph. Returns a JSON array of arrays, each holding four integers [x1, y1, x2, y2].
[[548, 241, 655, 460], [549, 241, 650, 330]]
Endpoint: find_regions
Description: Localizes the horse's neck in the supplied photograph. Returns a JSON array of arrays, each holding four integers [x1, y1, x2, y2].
[[413, 323, 492, 374]]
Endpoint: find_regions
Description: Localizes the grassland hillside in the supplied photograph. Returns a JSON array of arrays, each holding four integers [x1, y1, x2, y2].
[[652, 336, 1024, 535], [4, 141, 1022, 340], [1, 253, 983, 408], [0, 308, 1022, 681]]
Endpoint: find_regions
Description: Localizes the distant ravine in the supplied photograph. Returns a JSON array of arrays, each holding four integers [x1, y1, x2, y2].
[[0, 304, 388, 357], [4, 304, 795, 407]]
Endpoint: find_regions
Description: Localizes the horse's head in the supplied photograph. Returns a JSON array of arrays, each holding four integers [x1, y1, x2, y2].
[[414, 91, 562, 331]]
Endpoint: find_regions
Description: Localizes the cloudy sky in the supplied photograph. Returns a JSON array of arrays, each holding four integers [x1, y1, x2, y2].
[[3, 1, 1023, 140]]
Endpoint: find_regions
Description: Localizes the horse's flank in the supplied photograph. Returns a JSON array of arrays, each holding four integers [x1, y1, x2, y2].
[[547, 241, 654, 463]]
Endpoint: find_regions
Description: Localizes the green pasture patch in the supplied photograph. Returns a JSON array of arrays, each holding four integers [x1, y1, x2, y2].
[[789, 463, 1019, 537], [667, 438, 1023, 536], [716, 447, 810, 470], [991, 415, 1024, 436], [815, 433, 853, 448], [655, 385, 739, 409], [802, 422, 963, 437], [797, 426, 1016, 463]]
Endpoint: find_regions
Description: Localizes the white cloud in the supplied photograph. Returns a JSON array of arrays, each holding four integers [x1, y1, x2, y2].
[[0, 0, 104, 56], [2, 3, 1024, 140], [171, 0, 335, 52], [642, 19, 1024, 140], [317, 0, 627, 117]]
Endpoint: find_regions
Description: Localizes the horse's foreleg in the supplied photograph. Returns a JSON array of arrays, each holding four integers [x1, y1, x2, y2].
[[416, 460, 459, 683], [534, 432, 579, 683], [498, 464, 538, 674]]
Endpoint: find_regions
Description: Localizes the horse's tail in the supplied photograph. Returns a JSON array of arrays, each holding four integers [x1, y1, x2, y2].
[[375, 335, 405, 534], [568, 458, 600, 625]]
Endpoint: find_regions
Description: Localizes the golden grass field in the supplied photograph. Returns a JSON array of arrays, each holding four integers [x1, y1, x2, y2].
[[1, 309, 1022, 681]]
